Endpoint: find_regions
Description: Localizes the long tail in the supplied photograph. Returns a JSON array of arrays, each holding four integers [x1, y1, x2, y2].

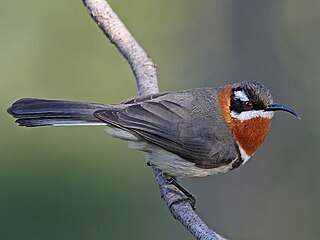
[[7, 98, 109, 127]]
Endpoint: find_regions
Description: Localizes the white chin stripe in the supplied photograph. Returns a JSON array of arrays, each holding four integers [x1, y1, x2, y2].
[[230, 110, 274, 121], [234, 90, 249, 101]]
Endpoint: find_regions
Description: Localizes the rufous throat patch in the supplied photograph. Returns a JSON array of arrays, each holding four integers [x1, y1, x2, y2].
[[218, 86, 271, 156]]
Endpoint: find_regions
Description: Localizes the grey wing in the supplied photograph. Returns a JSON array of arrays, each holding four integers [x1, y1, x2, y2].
[[94, 99, 237, 168]]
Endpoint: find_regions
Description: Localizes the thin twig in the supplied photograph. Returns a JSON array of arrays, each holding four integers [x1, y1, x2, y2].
[[82, 1, 227, 239], [83, 0, 158, 96], [153, 167, 226, 240]]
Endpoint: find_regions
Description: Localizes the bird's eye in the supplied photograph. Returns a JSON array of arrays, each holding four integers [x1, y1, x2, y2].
[[243, 101, 253, 110]]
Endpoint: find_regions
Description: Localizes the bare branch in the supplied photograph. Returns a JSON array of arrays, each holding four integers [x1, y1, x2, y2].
[[153, 167, 226, 240], [83, 0, 158, 95], [82, 0, 227, 239]]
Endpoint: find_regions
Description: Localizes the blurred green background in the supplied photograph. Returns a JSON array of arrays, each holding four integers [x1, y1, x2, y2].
[[1, 0, 319, 239]]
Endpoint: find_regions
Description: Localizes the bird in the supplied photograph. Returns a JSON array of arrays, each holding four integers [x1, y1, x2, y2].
[[7, 81, 299, 179]]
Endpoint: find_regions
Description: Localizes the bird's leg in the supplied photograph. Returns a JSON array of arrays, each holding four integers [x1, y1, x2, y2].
[[146, 163, 197, 209], [166, 176, 196, 210]]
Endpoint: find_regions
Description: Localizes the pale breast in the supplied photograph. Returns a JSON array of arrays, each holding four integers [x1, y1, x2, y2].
[[129, 141, 237, 178]]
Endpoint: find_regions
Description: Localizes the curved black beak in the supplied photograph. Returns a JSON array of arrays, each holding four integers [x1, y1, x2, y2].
[[264, 103, 300, 119]]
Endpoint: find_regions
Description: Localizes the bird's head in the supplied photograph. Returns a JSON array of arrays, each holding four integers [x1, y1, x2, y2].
[[218, 81, 299, 162]]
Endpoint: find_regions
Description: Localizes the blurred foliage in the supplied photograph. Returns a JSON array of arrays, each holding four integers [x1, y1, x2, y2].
[[1, 0, 319, 239]]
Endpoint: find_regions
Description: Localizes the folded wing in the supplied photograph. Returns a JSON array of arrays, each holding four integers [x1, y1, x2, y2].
[[94, 98, 237, 168]]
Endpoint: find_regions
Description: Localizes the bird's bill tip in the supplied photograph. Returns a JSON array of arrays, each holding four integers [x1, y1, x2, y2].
[[265, 103, 300, 119]]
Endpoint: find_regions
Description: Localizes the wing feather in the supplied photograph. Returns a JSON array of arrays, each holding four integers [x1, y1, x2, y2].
[[94, 90, 238, 168]]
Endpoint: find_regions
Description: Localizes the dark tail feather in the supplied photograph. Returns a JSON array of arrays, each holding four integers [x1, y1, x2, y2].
[[7, 98, 108, 127]]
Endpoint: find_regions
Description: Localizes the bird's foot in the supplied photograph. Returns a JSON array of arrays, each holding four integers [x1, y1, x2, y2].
[[166, 177, 196, 210]]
